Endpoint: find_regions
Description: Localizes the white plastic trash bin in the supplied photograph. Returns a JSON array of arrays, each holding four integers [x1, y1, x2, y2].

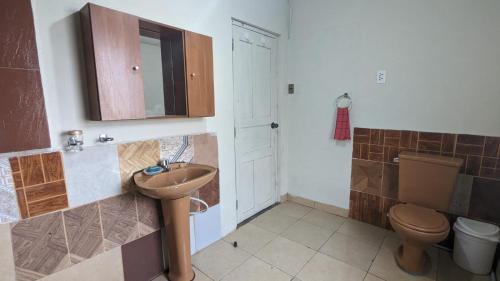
[[453, 217, 499, 275]]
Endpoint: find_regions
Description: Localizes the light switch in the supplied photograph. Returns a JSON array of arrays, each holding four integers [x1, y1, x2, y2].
[[377, 70, 386, 84]]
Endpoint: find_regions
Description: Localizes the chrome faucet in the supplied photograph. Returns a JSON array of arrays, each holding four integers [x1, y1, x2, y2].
[[159, 159, 170, 171]]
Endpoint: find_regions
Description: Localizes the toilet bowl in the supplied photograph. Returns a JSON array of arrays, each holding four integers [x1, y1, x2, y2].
[[389, 152, 462, 275], [389, 203, 449, 274]]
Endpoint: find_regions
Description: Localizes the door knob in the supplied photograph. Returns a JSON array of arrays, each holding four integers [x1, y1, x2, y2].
[[132, 65, 140, 71], [271, 122, 279, 129]]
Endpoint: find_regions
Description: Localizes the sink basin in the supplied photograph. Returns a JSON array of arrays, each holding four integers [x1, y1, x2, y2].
[[134, 163, 217, 200], [133, 162, 218, 281]]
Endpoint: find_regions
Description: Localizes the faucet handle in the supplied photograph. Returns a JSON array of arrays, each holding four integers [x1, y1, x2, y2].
[[159, 159, 170, 169]]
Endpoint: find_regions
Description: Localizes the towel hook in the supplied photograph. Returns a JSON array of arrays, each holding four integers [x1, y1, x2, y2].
[[336, 93, 352, 110]]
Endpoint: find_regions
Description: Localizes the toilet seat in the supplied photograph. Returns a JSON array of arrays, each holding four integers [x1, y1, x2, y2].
[[390, 204, 449, 234]]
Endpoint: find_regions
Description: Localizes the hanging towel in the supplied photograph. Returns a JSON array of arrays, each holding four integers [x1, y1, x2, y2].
[[333, 107, 351, 141]]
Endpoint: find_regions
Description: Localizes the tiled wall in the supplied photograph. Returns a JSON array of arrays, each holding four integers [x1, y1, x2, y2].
[[350, 128, 500, 230], [0, 0, 50, 153], [0, 133, 221, 281], [10, 152, 69, 219]]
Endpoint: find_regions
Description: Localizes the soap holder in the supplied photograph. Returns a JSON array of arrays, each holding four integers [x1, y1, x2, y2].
[[143, 166, 165, 176]]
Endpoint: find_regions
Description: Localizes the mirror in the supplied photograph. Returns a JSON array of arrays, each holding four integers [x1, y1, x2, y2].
[[140, 35, 165, 117], [139, 21, 187, 117]]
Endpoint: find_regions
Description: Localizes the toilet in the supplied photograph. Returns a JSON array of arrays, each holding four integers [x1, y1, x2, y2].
[[389, 152, 463, 274]]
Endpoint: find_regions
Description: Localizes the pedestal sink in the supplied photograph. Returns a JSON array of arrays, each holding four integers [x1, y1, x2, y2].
[[134, 163, 217, 281]]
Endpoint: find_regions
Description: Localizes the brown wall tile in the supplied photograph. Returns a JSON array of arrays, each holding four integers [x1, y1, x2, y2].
[[457, 134, 485, 146], [63, 203, 104, 264], [381, 197, 399, 230], [349, 190, 382, 227], [16, 189, 29, 219], [381, 163, 399, 199], [419, 132, 443, 142], [12, 173, 23, 189], [136, 194, 161, 237], [442, 134, 456, 154], [99, 194, 139, 250], [28, 194, 68, 217], [25, 180, 66, 203], [0, 0, 39, 69], [0, 69, 50, 153], [41, 152, 64, 182], [9, 157, 20, 172], [464, 156, 481, 176], [11, 212, 70, 279], [198, 171, 220, 207], [469, 177, 500, 224], [484, 137, 500, 158], [19, 155, 45, 186], [122, 231, 164, 281], [118, 140, 160, 191], [351, 159, 382, 196], [417, 141, 441, 153], [369, 129, 382, 145], [455, 143, 484, 156]]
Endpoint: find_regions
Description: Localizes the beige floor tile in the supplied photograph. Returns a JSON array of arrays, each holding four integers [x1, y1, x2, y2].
[[282, 220, 333, 250], [0, 224, 15, 281], [369, 236, 437, 281], [250, 210, 298, 234], [192, 240, 250, 280], [255, 236, 316, 276], [436, 250, 490, 281], [301, 209, 346, 231], [273, 202, 312, 219], [223, 223, 277, 254], [152, 268, 212, 281], [364, 274, 385, 281], [39, 247, 124, 281], [221, 257, 291, 281], [297, 252, 366, 281], [338, 219, 388, 245], [320, 232, 380, 271]]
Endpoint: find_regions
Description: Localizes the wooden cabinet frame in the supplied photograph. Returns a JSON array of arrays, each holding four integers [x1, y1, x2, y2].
[[80, 3, 215, 121]]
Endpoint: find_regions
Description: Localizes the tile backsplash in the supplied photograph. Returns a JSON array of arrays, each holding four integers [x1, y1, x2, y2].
[[350, 128, 500, 231], [10, 152, 68, 219], [0, 132, 221, 280]]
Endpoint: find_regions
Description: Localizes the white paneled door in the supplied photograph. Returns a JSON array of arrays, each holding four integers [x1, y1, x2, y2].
[[232, 23, 278, 223]]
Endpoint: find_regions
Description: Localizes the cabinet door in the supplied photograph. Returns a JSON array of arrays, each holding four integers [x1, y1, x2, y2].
[[82, 4, 145, 120], [185, 32, 215, 117]]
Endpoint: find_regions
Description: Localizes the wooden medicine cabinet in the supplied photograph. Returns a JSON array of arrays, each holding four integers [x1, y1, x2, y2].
[[80, 3, 214, 121]]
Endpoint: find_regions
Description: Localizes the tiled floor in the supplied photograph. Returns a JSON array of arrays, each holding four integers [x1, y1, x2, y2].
[[156, 202, 493, 281]]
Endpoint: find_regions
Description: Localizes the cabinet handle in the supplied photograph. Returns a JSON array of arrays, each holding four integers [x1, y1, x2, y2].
[[132, 65, 140, 71], [190, 73, 196, 77]]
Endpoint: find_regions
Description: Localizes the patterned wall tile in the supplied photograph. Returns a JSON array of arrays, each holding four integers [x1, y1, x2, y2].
[[192, 133, 218, 168], [198, 172, 220, 207], [136, 194, 161, 237], [99, 194, 139, 250], [381, 163, 398, 200], [448, 174, 473, 216], [351, 159, 382, 196], [118, 140, 160, 191], [469, 177, 500, 223], [63, 203, 104, 264], [11, 212, 70, 280], [0, 158, 20, 223], [349, 190, 382, 227], [63, 145, 122, 208], [160, 135, 194, 163], [10, 152, 68, 219]]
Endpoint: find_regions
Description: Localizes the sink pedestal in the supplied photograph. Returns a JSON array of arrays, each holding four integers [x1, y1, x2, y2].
[[162, 196, 194, 281]]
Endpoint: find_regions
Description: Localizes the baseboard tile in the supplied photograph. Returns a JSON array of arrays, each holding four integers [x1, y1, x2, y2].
[[286, 194, 349, 217]]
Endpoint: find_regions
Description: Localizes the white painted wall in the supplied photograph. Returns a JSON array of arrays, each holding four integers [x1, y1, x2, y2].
[[31, 0, 289, 235], [288, 0, 500, 209]]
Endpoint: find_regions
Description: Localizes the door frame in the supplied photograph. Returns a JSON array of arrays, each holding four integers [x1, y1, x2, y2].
[[231, 18, 280, 223]]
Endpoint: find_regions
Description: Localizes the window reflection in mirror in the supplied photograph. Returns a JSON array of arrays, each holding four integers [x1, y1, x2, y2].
[[140, 35, 166, 117]]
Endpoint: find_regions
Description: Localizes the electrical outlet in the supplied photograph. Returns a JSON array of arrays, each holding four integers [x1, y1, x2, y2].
[[377, 70, 386, 84]]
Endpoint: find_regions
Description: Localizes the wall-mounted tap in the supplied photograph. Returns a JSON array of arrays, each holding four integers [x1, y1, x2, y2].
[[159, 159, 170, 171], [65, 130, 84, 152]]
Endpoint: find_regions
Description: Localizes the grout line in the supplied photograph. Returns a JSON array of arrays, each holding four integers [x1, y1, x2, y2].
[[60, 211, 73, 266], [26, 193, 67, 204], [39, 154, 47, 183], [96, 201, 107, 253]]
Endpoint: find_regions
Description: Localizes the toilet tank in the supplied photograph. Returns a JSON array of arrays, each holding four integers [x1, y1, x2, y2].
[[399, 152, 463, 211]]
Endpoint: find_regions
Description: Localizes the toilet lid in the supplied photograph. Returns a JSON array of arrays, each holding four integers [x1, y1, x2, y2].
[[390, 204, 449, 233]]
